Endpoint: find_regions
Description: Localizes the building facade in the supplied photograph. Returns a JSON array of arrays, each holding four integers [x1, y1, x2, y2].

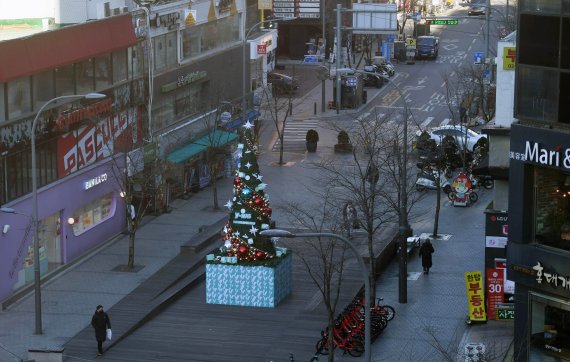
[[0, 13, 147, 305], [508, 0, 570, 360]]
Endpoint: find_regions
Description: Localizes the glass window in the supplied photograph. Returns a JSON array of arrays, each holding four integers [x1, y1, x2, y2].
[[562, 18, 570, 69], [113, 49, 128, 83], [181, 13, 240, 62], [521, 0, 560, 13], [95, 55, 112, 90], [560, 73, 570, 124], [76, 58, 95, 94], [533, 166, 570, 251], [166, 31, 178, 67], [32, 70, 55, 111], [564, 0, 570, 13], [154, 34, 167, 71], [71, 193, 115, 235], [530, 292, 570, 360], [7, 77, 32, 119], [55, 64, 75, 97], [129, 44, 144, 78], [519, 14, 560, 68], [516, 65, 558, 122]]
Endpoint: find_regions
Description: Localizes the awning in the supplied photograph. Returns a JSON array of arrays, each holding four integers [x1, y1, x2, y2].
[[223, 110, 260, 131], [166, 129, 238, 164], [0, 14, 137, 83]]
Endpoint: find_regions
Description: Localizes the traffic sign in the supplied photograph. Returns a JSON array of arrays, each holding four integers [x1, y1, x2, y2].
[[473, 51, 484, 64], [425, 18, 459, 25]]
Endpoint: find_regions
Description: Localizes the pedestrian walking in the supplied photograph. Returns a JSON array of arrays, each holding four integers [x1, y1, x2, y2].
[[91, 305, 112, 356], [419, 239, 435, 274]]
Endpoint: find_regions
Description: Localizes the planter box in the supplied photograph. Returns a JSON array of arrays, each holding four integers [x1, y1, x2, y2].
[[206, 254, 292, 308]]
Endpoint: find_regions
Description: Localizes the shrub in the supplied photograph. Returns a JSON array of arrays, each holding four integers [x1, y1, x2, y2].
[[306, 129, 319, 143]]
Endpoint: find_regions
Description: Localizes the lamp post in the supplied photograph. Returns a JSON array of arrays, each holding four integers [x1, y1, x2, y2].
[[30, 92, 106, 334], [259, 229, 371, 362], [242, 17, 295, 124], [379, 75, 411, 304]]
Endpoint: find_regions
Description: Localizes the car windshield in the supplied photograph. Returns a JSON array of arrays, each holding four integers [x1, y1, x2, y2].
[[417, 37, 435, 46]]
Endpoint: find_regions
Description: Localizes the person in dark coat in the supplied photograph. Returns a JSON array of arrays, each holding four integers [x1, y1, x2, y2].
[[91, 305, 111, 356], [418, 239, 435, 274]]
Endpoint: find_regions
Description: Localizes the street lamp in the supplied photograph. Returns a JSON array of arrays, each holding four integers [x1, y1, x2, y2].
[[259, 229, 372, 362], [30, 92, 106, 334], [379, 75, 412, 304], [242, 17, 296, 124]]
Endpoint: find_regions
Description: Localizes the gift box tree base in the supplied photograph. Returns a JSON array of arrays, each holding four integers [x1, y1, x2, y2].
[[206, 253, 292, 308]]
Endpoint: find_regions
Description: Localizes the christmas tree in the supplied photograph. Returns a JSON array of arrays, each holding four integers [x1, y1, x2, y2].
[[222, 120, 276, 262]]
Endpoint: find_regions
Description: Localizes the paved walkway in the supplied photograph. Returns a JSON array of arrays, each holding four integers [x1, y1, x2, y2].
[[0, 61, 513, 362]]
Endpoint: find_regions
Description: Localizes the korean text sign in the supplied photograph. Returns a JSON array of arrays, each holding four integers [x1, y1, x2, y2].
[[465, 271, 487, 322]]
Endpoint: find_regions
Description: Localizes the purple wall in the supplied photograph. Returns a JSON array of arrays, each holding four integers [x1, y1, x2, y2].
[[0, 157, 126, 303]]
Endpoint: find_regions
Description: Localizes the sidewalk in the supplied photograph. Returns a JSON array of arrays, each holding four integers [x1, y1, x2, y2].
[[0, 68, 513, 362]]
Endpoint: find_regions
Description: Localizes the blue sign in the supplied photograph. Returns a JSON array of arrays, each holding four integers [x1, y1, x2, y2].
[[474, 51, 484, 64], [381, 42, 391, 62], [304, 55, 319, 63], [387, 34, 395, 43]]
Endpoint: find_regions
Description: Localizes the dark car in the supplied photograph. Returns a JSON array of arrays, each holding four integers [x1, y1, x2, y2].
[[415, 35, 439, 60], [268, 72, 300, 95]]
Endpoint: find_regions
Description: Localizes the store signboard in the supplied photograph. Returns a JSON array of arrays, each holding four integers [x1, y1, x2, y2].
[[486, 268, 504, 319], [465, 271, 487, 322]]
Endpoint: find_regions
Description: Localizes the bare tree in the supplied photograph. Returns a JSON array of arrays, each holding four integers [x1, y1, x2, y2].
[[280, 191, 348, 362], [307, 109, 422, 304]]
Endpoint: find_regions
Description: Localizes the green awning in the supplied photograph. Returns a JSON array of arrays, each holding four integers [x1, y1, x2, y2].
[[166, 129, 238, 164]]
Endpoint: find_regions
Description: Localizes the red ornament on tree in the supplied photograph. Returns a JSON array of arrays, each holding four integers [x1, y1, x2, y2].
[[234, 177, 241, 186], [254, 197, 262, 205], [237, 244, 248, 257], [255, 250, 266, 260]]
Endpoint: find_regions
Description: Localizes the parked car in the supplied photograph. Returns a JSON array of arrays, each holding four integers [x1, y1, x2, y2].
[[419, 125, 487, 153], [268, 72, 300, 94], [415, 35, 439, 60]]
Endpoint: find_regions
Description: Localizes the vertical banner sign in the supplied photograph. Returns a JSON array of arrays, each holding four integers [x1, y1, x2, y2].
[[465, 271, 487, 322], [486, 268, 504, 319]]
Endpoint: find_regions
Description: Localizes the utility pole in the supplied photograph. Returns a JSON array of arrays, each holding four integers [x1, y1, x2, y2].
[[336, 4, 342, 115]]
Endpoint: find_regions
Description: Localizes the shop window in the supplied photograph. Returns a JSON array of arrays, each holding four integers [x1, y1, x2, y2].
[[530, 292, 570, 360], [32, 70, 55, 111], [76, 58, 95, 94], [70, 193, 115, 236], [533, 166, 570, 251], [174, 83, 203, 117], [7, 77, 32, 119], [113, 49, 128, 83], [565, 0, 570, 13], [521, 0, 561, 12], [55, 64, 75, 97], [560, 73, 570, 123], [95, 55, 112, 90]]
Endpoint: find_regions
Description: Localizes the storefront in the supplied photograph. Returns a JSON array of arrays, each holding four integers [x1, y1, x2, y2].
[[0, 156, 126, 303], [508, 123, 570, 361]]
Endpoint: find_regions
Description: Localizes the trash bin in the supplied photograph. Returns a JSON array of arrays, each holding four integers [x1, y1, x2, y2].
[[362, 90, 368, 104]]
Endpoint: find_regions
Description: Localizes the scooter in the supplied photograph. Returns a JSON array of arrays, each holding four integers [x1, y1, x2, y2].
[[415, 169, 452, 194], [469, 173, 494, 190]]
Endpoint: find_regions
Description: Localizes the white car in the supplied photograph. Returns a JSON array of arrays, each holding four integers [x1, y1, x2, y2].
[[424, 125, 487, 152]]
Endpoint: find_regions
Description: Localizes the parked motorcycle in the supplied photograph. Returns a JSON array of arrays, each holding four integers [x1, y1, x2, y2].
[[470, 174, 494, 190], [415, 169, 452, 194]]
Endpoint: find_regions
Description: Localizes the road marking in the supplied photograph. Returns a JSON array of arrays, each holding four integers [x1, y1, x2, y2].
[[421, 117, 434, 129], [440, 118, 451, 126], [272, 119, 319, 152]]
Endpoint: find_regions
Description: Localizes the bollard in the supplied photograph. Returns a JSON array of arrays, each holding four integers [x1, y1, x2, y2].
[[289, 101, 292, 116], [314, 102, 317, 115]]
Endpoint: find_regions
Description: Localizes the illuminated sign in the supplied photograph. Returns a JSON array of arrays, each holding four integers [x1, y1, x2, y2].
[[83, 173, 108, 190], [425, 18, 459, 25]]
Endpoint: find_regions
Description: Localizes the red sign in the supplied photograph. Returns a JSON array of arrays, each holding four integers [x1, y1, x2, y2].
[[257, 44, 267, 55], [56, 98, 113, 130], [58, 106, 141, 176], [486, 268, 505, 319]]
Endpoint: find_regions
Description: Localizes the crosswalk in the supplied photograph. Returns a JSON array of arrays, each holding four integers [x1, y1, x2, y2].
[[271, 116, 457, 153], [272, 119, 319, 152]]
